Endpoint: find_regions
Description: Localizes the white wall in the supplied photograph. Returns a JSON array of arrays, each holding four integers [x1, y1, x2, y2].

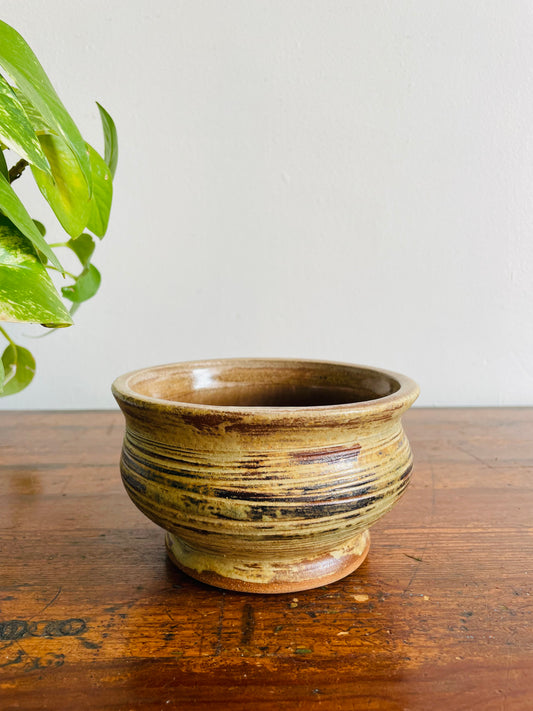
[[1, 0, 533, 409]]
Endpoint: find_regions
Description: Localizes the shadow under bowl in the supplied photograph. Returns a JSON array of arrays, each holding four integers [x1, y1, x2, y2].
[[112, 358, 419, 593]]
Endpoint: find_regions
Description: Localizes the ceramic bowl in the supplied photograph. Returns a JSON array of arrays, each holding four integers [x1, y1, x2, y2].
[[112, 358, 419, 593]]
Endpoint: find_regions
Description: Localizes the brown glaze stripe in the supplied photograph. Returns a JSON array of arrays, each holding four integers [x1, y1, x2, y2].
[[122, 427, 412, 485], [121, 460, 412, 542], [120, 445, 411, 497]]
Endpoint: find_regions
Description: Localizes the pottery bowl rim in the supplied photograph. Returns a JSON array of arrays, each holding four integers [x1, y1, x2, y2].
[[112, 358, 419, 422]]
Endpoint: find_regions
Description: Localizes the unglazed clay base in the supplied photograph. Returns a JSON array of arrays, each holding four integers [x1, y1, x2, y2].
[[165, 530, 371, 594]]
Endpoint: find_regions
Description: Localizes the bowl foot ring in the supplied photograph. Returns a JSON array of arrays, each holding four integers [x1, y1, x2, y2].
[[165, 530, 371, 594]]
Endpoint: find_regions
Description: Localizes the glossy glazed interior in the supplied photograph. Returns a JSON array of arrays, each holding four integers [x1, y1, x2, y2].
[[121, 360, 402, 408]]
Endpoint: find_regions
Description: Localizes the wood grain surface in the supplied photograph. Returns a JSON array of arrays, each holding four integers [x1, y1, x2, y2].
[[0, 408, 531, 710]]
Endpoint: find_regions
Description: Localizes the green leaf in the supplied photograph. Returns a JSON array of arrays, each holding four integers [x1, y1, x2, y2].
[[61, 264, 101, 303], [0, 74, 51, 173], [96, 102, 118, 178], [0, 342, 35, 396], [0, 171, 62, 270], [13, 88, 54, 134], [0, 149, 7, 180], [34, 222, 49, 264], [66, 233, 95, 266], [0, 215, 72, 325], [0, 21, 91, 191], [33, 219, 46, 236], [86, 144, 112, 238], [31, 133, 91, 238]]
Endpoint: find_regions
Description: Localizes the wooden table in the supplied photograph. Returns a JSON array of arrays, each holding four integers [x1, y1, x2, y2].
[[0, 409, 531, 710]]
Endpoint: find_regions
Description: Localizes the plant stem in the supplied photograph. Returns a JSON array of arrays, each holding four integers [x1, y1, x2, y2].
[[48, 243, 68, 248], [0, 325, 15, 346], [8, 158, 29, 183], [47, 265, 77, 280]]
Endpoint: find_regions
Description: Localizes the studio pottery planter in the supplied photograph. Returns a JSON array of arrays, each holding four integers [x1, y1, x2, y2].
[[112, 358, 419, 593]]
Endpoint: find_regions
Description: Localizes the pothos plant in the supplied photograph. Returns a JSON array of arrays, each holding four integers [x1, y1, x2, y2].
[[0, 20, 117, 396]]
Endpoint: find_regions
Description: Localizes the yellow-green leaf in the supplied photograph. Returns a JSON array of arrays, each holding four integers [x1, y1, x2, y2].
[[31, 134, 91, 238], [0, 20, 91, 190], [0, 74, 51, 173], [0, 215, 72, 325], [66, 233, 95, 266], [86, 144, 112, 238], [0, 171, 62, 270], [61, 264, 101, 303], [96, 102, 118, 178], [13, 87, 54, 135], [0, 149, 7, 180], [0, 342, 35, 396]]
